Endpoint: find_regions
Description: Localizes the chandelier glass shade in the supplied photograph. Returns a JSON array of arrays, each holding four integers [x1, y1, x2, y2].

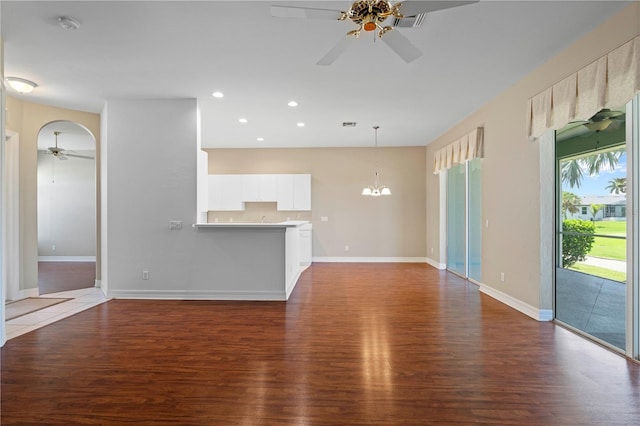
[[362, 126, 391, 196]]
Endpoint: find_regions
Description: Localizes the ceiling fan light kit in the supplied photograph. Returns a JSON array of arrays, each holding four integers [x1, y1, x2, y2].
[[272, 0, 477, 65]]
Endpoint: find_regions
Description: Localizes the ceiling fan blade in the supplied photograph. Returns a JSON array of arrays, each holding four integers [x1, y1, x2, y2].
[[317, 35, 357, 66], [395, 1, 478, 16], [271, 5, 344, 20], [65, 153, 95, 160], [380, 30, 422, 63]]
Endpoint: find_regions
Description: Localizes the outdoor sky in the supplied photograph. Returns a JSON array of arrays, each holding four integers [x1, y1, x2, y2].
[[565, 152, 627, 197]]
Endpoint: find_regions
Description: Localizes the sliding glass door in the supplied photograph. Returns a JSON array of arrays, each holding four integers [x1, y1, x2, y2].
[[447, 159, 481, 282], [555, 106, 628, 351]]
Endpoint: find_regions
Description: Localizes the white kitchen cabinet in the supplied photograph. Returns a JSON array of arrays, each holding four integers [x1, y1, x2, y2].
[[208, 175, 244, 211], [299, 223, 312, 266], [276, 174, 311, 211], [243, 175, 277, 202], [294, 174, 311, 211]]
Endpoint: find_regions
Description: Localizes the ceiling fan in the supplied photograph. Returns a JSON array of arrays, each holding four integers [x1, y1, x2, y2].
[[41, 131, 94, 160], [271, 0, 478, 65], [557, 109, 626, 140]]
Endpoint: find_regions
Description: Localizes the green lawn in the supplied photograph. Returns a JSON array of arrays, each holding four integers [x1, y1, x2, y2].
[[589, 221, 626, 261], [569, 263, 626, 283]]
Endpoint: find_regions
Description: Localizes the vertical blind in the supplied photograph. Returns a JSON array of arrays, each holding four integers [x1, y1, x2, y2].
[[527, 35, 639, 139], [433, 127, 484, 174]]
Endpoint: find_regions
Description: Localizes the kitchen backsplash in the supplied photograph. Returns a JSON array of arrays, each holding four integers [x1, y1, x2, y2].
[[207, 202, 312, 223]]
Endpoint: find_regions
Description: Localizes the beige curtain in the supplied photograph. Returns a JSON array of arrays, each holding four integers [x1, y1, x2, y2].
[[433, 127, 484, 174], [527, 35, 639, 139]]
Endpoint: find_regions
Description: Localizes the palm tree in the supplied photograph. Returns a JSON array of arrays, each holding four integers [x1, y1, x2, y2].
[[562, 192, 581, 219], [561, 149, 623, 189], [605, 177, 626, 194], [590, 204, 604, 220]]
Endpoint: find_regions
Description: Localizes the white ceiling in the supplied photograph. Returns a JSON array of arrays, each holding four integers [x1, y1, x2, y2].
[[2, 1, 631, 148]]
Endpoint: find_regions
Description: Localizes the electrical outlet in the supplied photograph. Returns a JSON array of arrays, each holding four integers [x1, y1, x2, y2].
[[142, 270, 149, 280], [52, 244, 56, 251], [500, 272, 505, 282], [321, 216, 328, 222], [345, 245, 350, 251], [169, 220, 182, 230]]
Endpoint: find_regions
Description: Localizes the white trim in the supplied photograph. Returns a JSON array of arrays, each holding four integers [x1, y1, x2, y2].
[[11, 287, 40, 301], [426, 257, 446, 270], [38, 256, 96, 262], [479, 283, 553, 321], [312, 257, 428, 263], [94, 279, 102, 288], [106, 289, 288, 301]]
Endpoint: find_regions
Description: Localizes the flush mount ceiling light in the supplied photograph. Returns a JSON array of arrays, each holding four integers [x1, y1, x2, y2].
[[58, 16, 80, 30], [5, 77, 38, 93], [257, 137, 265, 142], [212, 91, 224, 98], [288, 101, 298, 107], [362, 125, 391, 196], [297, 122, 305, 127], [238, 118, 248, 124]]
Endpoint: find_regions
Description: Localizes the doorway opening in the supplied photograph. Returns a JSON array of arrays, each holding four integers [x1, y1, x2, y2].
[[555, 107, 627, 351], [37, 121, 96, 295]]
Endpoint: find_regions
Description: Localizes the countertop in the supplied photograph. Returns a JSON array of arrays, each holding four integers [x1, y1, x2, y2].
[[194, 220, 310, 229]]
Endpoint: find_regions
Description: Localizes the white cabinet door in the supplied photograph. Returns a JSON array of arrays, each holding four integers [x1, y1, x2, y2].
[[277, 174, 311, 211], [242, 175, 261, 202], [243, 175, 278, 202], [260, 175, 278, 201], [208, 175, 244, 210], [294, 174, 311, 210], [222, 175, 244, 210], [276, 175, 295, 210], [207, 175, 223, 210], [300, 225, 312, 265]]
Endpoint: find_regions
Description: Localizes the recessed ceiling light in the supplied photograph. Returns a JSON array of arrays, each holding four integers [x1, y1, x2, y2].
[[212, 91, 224, 98], [239, 118, 248, 124], [58, 16, 80, 30], [288, 101, 298, 107], [297, 122, 305, 127], [5, 77, 37, 93], [257, 137, 264, 142]]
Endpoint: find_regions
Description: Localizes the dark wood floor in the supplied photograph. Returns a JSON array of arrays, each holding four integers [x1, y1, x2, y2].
[[2, 263, 639, 425], [38, 261, 96, 294]]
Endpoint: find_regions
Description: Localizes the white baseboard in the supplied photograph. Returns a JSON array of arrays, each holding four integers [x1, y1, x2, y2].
[[312, 257, 428, 263], [95, 280, 102, 288], [106, 289, 288, 301], [426, 257, 446, 270], [38, 256, 96, 262], [17, 287, 40, 300], [478, 283, 553, 321]]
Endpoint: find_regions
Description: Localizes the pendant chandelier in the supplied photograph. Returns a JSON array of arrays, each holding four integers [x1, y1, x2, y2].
[[362, 125, 391, 196]]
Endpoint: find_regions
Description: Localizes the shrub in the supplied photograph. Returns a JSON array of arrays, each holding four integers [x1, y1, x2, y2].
[[562, 219, 595, 268]]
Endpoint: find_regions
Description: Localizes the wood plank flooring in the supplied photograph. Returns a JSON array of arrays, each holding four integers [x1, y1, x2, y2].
[[38, 261, 96, 295], [2, 263, 639, 425]]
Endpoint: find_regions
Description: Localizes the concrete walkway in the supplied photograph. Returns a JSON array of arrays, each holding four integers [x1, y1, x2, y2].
[[582, 256, 626, 273]]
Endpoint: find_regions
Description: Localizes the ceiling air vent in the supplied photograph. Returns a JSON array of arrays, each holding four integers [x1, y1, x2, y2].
[[342, 122, 357, 127], [392, 13, 427, 28]]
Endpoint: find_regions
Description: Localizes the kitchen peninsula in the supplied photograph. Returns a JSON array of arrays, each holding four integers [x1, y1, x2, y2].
[[194, 220, 312, 300]]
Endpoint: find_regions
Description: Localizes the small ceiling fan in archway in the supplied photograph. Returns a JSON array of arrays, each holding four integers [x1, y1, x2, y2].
[[41, 131, 94, 161], [271, 0, 478, 65]]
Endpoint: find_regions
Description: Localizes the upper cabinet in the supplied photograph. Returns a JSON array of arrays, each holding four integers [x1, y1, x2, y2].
[[242, 174, 277, 202], [208, 174, 311, 211], [276, 174, 311, 211], [208, 175, 244, 211]]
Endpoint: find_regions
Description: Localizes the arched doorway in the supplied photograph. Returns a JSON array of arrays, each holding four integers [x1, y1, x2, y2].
[[37, 121, 96, 294]]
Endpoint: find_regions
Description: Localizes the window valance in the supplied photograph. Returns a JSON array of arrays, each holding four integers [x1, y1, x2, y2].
[[527, 35, 640, 139], [433, 127, 484, 174]]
